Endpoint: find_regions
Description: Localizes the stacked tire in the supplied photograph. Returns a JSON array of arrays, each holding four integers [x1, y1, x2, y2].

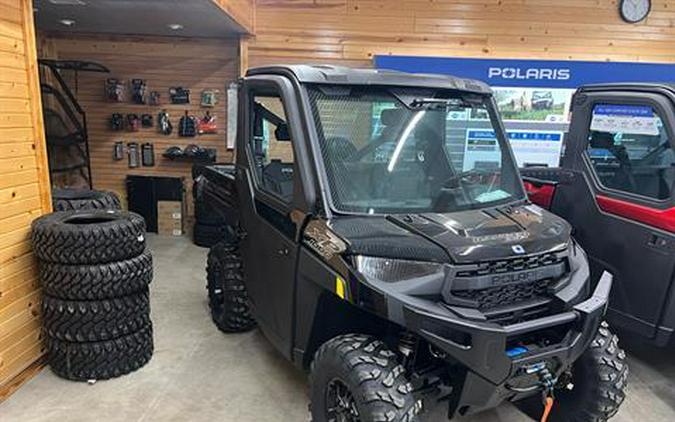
[[52, 188, 122, 212], [32, 210, 154, 381], [192, 165, 229, 248]]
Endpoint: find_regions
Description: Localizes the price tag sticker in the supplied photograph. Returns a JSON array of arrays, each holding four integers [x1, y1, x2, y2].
[[591, 104, 659, 136]]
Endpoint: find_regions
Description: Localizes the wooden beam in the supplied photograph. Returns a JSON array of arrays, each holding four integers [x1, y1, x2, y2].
[[211, 0, 255, 35], [21, 0, 50, 213], [239, 36, 249, 76]]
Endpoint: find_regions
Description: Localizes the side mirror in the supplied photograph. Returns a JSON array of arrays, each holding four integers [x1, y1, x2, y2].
[[275, 123, 290, 141]]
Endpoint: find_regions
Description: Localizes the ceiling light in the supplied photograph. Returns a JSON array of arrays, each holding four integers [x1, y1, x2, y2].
[[167, 24, 184, 31], [59, 19, 76, 26]]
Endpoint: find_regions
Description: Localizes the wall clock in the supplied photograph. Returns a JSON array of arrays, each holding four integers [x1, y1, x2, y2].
[[620, 0, 651, 23]]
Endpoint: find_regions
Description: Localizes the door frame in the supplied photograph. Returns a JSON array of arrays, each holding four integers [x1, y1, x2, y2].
[[234, 75, 316, 357]]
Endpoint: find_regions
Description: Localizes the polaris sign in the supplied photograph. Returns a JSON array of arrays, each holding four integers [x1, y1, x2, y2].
[[487, 66, 570, 82], [374, 56, 675, 89]]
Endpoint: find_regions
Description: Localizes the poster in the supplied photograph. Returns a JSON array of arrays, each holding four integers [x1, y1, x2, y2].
[[463, 129, 564, 170], [493, 88, 572, 123]]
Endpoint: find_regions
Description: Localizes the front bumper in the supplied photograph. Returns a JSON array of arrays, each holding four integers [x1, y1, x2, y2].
[[404, 271, 612, 417]]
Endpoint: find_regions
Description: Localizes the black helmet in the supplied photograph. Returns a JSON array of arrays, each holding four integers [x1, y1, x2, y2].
[[183, 144, 204, 157], [163, 146, 183, 158]]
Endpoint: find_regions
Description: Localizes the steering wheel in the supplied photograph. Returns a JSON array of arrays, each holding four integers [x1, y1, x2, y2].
[[442, 168, 496, 189]]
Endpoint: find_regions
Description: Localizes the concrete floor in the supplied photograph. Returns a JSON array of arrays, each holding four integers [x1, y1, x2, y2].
[[1, 234, 674, 422]]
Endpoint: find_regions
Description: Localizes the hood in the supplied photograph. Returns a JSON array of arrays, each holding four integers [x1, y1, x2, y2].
[[331, 204, 571, 264]]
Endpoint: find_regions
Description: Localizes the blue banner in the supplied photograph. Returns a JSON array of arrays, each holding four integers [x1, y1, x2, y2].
[[374, 56, 675, 89]]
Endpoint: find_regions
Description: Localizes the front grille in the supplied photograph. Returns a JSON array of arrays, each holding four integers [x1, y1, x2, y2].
[[455, 253, 564, 278], [453, 278, 556, 310], [445, 251, 569, 315]]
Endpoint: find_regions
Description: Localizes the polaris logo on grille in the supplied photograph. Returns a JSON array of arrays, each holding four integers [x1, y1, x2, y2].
[[512, 245, 526, 255], [491, 270, 539, 285]]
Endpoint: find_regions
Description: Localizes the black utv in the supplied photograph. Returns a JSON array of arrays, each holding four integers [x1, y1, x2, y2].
[[198, 65, 628, 421]]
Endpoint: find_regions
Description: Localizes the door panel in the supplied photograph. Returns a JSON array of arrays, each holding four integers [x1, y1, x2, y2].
[[235, 79, 303, 359], [558, 91, 675, 339], [238, 171, 297, 355]]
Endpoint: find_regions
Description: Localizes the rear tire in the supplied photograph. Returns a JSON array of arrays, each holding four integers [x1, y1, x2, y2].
[[194, 201, 227, 226], [309, 334, 421, 422], [193, 222, 229, 248], [206, 241, 256, 333]]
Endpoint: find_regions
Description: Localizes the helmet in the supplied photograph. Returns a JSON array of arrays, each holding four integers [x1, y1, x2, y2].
[[163, 146, 183, 158], [183, 144, 204, 157]]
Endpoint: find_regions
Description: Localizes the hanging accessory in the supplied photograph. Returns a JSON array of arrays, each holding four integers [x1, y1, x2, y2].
[[141, 143, 155, 167], [169, 87, 190, 104], [113, 141, 124, 161], [127, 113, 141, 132], [158, 110, 173, 135], [184, 144, 216, 161], [127, 142, 140, 168], [179, 111, 197, 137], [149, 91, 161, 106], [111, 113, 124, 131], [197, 111, 218, 135], [105, 78, 125, 102], [163, 146, 183, 159], [141, 113, 153, 128], [131, 79, 147, 104], [183, 144, 203, 157], [200, 89, 219, 107]]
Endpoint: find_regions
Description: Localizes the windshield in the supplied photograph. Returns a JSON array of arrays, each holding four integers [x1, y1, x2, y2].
[[307, 86, 524, 214]]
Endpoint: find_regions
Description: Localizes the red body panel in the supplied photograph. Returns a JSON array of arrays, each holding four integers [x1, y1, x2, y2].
[[596, 195, 675, 234], [523, 180, 556, 209]]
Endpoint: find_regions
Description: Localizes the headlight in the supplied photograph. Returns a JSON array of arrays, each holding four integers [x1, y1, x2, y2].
[[355, 256, 445, 283]]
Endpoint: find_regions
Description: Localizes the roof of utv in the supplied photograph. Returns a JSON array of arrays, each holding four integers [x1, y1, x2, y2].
[[246, 64, 492, 95], [578, 82, 675, 94]]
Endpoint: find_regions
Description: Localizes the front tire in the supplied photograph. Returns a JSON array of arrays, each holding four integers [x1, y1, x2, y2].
[[517, 322, 628, 422], [309, 334, 420, 422], [549, 321, 628, 421]]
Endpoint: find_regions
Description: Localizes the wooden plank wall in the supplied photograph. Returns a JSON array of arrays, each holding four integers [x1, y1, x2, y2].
[[39, 34, 241, 219], [0, 0, 51, 398], [249, 0, 675, 68]]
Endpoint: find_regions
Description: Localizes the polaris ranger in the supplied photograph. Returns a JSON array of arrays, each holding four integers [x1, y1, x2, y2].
[[522, 83, 675, 348], [199, 65, 627, 421]]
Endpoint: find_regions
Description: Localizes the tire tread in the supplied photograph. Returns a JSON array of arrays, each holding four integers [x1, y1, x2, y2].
[[310, 334, 421, 422], [42, 291, 150, 342], [206, 241, 256, 332], [47, 325, 153, 381], [39, 252, 153, 300]]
